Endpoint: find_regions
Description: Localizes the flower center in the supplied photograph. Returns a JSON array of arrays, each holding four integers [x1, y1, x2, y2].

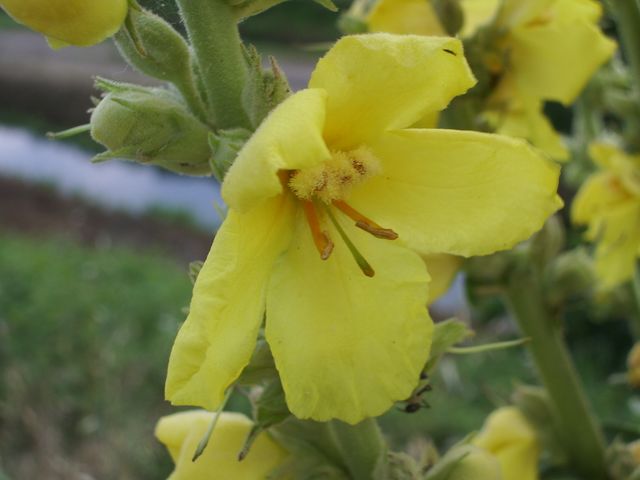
[[289, 146, 381, 203], [287, 146, 398, 277]]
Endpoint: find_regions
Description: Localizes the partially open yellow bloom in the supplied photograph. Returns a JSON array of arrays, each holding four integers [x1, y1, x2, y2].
[[0, 0, 127, 47], [572, 143, 640, 289], [366, 0, 615, 159], [473, 407, 541, 480], [165, 34, 561, 424], [155, 410, 288, 480]]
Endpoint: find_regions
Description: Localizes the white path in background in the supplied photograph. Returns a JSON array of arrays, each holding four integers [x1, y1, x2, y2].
[[0, 125, 223, 228]]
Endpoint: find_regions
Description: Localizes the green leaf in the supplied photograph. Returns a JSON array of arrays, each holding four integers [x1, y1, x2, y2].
[[424, 318, 474, 372], [447, 337, 530, 354]]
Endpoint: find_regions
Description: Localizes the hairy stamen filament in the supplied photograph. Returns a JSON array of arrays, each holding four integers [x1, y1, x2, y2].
[[302, 201, 334, 260], [332, 200, 398, 240]]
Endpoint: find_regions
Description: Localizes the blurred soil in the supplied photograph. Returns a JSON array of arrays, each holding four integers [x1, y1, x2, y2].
[[0, 30, 315, 127], [0, 175, 212, 264]]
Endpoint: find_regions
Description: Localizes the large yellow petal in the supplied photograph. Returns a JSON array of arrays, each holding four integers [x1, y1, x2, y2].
[[423, 254, 462, 304], [156, 411, 289, 480], [309, 34, 476, 150], [367, 0, 446, 36], [165, 195, 296, 410], [498, 0, 555, 28], [589, 143, 640, 195], [510, 0, 616, 104], [222, 89, 331, 212], [266, 210, 432, 424], [1, 0, 127, 47], [349, 129, 562, 257]]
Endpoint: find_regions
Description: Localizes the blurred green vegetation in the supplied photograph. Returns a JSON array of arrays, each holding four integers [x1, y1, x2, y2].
[[0, 233, 190, 479]]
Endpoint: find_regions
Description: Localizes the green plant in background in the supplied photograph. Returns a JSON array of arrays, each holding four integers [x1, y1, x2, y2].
[[1, 0, 640, 479]]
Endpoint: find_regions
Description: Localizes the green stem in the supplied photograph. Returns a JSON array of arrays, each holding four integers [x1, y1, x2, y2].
[[606, 0, 640, 98], [504, 266, 608, 479], [176, 0, 250, 129], [328, 419, 388, 480]]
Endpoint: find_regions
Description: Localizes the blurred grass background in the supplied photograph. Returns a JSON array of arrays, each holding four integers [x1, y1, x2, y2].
[[0, 1, 638, 479]]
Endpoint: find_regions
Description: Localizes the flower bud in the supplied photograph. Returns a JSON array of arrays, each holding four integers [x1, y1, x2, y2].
[[155, 410, 289, 480], [628, 343, 640, 388], [1, 0, 127, 47], [544, 248, 596, 309], [90, 84, 213, 176], [115, 6, 195, 89], [473, 407, 541, 480]]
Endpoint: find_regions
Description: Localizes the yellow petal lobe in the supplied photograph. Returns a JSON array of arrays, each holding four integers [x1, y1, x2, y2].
[[309, 34, 476, 149], [351, 129, 562, 257], [166, 196, 296, 410], [266, 210, 432, 424], [222, 89, 331, 212]]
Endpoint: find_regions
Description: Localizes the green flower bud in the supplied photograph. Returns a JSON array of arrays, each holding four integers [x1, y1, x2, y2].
[[90, 83, 212, 176], [544, 248, 596, 309], [115, 6, 192, 86], [114, 5, 208, 123]]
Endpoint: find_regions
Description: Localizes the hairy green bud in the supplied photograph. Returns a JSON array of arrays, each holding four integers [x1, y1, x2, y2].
[[115, 5, 208, 123], [90, 83, 212, 176]]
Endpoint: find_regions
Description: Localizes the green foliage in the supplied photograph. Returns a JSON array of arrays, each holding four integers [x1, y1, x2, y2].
[[0, 233, 192, 479]]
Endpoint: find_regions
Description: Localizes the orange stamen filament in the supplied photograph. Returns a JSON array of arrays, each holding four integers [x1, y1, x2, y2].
[[332, 200, 398, 240], [302, 201, 334, 260]]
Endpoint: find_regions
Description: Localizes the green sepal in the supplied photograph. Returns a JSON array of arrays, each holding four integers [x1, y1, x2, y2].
[[90, 83, 213, 176], [237, 379, 291, 462], [114, 4, 208, 123], [236, 337, 279, 386], [386, 452, 423, 480], [423, 318, 474, 373], [242, 44, 292, 129], [209, 128, 253, 182], [188, 260, 204, 285]]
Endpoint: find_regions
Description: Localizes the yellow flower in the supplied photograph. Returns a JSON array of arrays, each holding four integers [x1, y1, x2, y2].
[[155, 410, 288, 480], [572, 143, 640, 289], [0, 0, 128, 47], [494, 0, 616, 106], [365, 0, 615, 159], [473, 407, 541, 480], [165, 34, 562, 424]]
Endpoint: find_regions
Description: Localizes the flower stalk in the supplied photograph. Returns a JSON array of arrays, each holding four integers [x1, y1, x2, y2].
[[175, 0, 251, 129], [606, 0, 640, 105], [504, 263, 608, 479]]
